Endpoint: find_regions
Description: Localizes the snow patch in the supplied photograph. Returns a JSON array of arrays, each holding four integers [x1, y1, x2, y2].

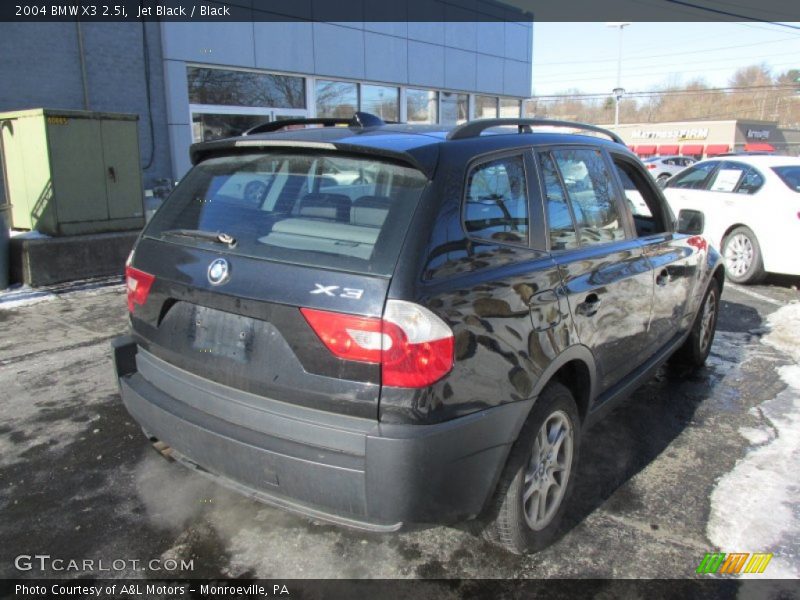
[[707, 303, 800, 579], [0, 285, 56, 309], [9, 229, 50, 239], [763, 303, 800, 364]]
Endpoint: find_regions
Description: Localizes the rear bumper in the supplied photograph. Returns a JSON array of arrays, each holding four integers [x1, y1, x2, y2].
[[113, 336, 531, 530]]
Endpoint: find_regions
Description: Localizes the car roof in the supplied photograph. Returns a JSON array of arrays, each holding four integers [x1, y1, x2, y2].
[[697, 155, 800, 168], [189, 118, 632, 179]]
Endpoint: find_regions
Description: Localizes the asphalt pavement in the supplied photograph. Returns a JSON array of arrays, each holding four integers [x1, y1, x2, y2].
[[0, 276, 798, 586]]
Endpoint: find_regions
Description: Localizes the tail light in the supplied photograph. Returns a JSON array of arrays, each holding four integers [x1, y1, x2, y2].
[[300, 300, 454, 388], [646, 164, 657, 169], [126, 265, 155, 313]]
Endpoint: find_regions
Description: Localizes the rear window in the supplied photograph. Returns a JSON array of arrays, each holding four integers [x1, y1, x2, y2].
[[772, 166, 800, 193], [145, 153, 428, 276]]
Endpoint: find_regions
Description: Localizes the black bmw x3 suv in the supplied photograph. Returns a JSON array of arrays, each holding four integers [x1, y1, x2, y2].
[[113, 113, 723, 554]]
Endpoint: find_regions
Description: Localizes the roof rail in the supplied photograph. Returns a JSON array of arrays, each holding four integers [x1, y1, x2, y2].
[[446, 118, 625, 145], [243, 111, 386, 136]]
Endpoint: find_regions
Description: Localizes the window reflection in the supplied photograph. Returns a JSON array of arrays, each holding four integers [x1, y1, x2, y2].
[[187, 67, 305, 109], [475, 96, 498, 119], [407, 89, 438, 124], [441, 92, 468, 125], [361, 85, 399, 121], [316, 80, 358, 118], [191, 113, 271, 142]]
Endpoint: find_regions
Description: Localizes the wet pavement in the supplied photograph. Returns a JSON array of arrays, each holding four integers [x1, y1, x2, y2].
[[0, 276, 799, 582]]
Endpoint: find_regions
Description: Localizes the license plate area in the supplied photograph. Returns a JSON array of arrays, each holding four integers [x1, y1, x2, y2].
[[190, 305, 255, 363]]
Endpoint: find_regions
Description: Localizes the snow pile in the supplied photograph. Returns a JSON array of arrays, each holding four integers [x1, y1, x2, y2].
[[0, 285, 56, 309], [707, 302, 800, 579]]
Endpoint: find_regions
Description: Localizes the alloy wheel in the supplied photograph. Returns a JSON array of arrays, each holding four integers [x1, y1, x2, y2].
[[522, 411, 573, 530], [698, 288, 717, 354], [724, 233, 754, 278]]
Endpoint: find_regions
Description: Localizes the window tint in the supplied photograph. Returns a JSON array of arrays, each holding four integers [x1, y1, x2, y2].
[[667, 161, 718, 190], [615, 165, 652, 218], [537, 152, 578, 250], [145, 153, 427, 276], [552, 148, 626, 246], [464, 155, 528, 245], [737, 166, 765, 194], [772, 166, 800, 193], [613, 159, 670, 236]]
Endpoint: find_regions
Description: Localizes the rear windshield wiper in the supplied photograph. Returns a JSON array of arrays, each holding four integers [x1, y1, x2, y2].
[[159, 229, 237, 247]]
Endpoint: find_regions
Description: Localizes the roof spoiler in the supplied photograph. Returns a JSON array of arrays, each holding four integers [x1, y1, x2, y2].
[[447, 118, 625, 145], [243, 111, 386, 136]]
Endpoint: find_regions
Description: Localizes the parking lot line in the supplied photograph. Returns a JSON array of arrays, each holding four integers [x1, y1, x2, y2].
[[727, 284, 785, 308]]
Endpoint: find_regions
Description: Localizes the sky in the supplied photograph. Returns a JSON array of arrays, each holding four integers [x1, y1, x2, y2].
[[531, 22, 800, 97]]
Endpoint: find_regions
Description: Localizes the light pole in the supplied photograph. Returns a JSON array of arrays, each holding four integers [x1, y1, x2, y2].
[[606, 22, 631, 126]]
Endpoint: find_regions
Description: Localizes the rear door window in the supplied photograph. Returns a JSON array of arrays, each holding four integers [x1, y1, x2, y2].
[[551, 148, 626, 247], [536, 152, 579, 251], [666, 161, 718, 190], [463, 155, 529, 245], [772, 166, 800, 193], [144, 153, 428, 276]]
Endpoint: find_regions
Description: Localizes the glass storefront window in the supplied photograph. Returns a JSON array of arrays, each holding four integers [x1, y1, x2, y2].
[[316, 80, 358, 118], [187, 67, 305, 109], [406, 89, 438, 124], [500, 98, 522, 118], [360, 85, 400, 121], [475, 96, 498, 119], [440, 92, 468, 125], [191, 113, 271, 143]]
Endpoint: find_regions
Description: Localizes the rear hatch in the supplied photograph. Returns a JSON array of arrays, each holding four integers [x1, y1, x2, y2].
[[126, 150, 429, 419]]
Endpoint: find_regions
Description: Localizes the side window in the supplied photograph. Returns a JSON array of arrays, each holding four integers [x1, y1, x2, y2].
[[666, 161, 718, 190], [537, 152, 579, 251], [464, 155, 528, 244], [708, 161, 746, 193], [615, 166, 652, 218], [737, 166, 765, 195], [552, 148, 626, 247], [613, 159, 669, 236]]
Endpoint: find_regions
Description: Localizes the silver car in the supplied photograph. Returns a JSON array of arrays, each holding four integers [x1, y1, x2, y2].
[[643, 155, 697, 185]]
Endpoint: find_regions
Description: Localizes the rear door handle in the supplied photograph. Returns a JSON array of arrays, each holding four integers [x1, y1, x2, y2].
[[576, 293, 601, 317], [656, 268, 671, 286]]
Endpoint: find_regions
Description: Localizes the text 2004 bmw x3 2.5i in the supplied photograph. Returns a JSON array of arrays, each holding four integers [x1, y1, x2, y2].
[[113, 113, 723, 554]]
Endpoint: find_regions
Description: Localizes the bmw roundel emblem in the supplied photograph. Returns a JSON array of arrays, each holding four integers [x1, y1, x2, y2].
[[207, 258, 230, 286]]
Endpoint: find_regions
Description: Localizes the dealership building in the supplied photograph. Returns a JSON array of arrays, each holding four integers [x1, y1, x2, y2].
[[0, 12, 532, 203], [605, 119, 800, 159]]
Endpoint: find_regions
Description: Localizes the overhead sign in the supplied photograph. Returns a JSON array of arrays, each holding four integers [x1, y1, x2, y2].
[[632, 128, 709, 141], [746, 129, 770, 140]]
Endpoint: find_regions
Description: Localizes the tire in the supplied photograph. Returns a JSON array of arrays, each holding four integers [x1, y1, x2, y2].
[[673, 279, 720, 367], [657, 173, 670, 185], [482, 382, 581, 554], [722, 226, 766, 284]]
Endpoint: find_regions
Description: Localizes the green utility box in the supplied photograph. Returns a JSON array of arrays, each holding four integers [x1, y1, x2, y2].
[[0, 108, 145, 236]]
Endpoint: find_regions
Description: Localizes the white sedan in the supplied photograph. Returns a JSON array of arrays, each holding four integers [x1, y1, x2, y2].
[[662, 155, 800, 284]]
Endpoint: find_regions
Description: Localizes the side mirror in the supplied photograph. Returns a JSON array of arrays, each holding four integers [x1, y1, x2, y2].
[[676, 209, 704, 235]]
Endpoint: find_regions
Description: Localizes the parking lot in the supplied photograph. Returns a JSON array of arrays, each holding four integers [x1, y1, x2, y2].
[[0, 277, 798, 581]]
